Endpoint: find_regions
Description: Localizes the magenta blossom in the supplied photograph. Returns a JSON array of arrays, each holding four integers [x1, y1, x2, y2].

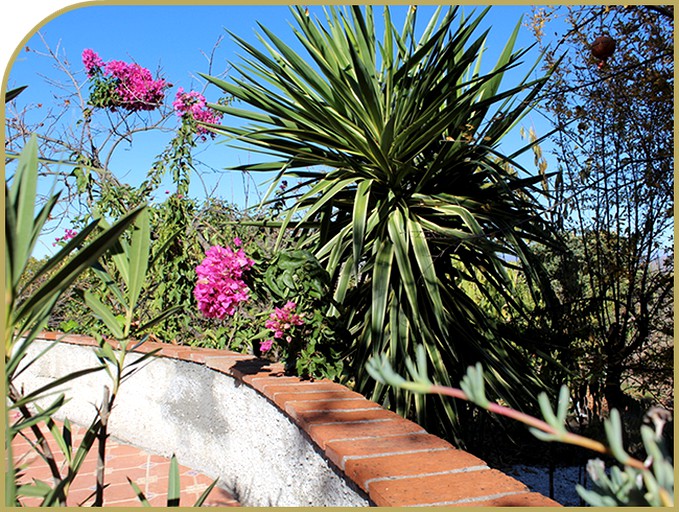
[[82, 49, 168, 112], [265, 301, 304, 342], [105, 60, 167, 111], [82, 49, 104, 76], [260, 339, 274, 353], [173, 88, 223, 139], [194, 242, 254, 319], [53, 228, 78, 246]]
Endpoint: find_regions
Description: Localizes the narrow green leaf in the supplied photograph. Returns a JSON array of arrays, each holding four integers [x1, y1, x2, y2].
[[84, 290, 125, 339], [127, 477, 151, 506], [45, 415, 71, 462], [90, 263, 126, 307], [15, 207, 143, 324], [407, 215, 446, 334], [21, 219, 99, 292], [387, 208, 420, 322], [371, 238, 394, 344], [16, 367, 103, 408], [127, 207, 150, 309], [134, 306, 183, 336], [167, 454, 180, 507], [352, 180, 372, 274], [193, 479, 219, 507], [17, 479, 52, 498], [5, 85, 28, 103], [8, 136, 40, 282], [9, 396, 65, 431]]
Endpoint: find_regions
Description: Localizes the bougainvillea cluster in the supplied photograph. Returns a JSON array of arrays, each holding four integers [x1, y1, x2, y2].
[[82, 49, 104, 75], [53, 228, 78, 247], [82, 48, 168, 112], [172, 88, 223, 139], [194, 240, 254, 319], [260, 301, 305, 352]]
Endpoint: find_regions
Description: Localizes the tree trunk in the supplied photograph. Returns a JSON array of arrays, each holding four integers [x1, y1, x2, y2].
[[603, 323, 627, 412]]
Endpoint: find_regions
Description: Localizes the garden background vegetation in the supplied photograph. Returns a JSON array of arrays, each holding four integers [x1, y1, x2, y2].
[[5, 5, 673, 506]]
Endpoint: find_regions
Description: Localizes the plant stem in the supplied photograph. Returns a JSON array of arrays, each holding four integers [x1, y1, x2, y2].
[[8, 383, 64, 501], [429, 384, 646, 470], [94, 386, 111, 506]]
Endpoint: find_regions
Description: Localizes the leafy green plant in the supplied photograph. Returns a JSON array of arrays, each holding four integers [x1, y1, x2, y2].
[[5, 134, 218, 506], [203, 5, 561, 437], [4, 135, 142, 505], [367, 346, 674, 507], [82, 207, 182, 342], [255, 249, 345, 379]]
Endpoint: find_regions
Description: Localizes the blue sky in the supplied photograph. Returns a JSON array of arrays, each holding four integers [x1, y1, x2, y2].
[[5, 3, 562, 258]]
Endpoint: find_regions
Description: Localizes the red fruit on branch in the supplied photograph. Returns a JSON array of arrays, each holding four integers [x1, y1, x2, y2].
[[591, 35, 616, 68]]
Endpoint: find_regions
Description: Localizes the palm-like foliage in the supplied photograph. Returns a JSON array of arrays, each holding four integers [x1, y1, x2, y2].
[[204, 5, 560, 438]]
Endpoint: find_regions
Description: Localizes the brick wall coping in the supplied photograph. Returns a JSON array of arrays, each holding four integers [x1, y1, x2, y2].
[[36, 331, 561, 507]]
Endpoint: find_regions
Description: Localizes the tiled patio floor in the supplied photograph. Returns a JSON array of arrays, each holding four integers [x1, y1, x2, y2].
[[9, 413, 239, 507]]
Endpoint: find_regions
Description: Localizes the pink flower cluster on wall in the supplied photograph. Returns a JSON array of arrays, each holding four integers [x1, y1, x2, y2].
[[261, 301, 305, 352]]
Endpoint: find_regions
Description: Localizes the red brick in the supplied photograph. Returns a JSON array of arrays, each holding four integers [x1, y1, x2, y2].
[[243, 374, 299, 389], [325, 431, 454, 469], [469, 491, 562, 507], [308, 418, 425, 450], [368, 468, 529, 507], [204, 356, 254, 374], [271, 390, 365, 409], [345, 448, 487, 492], [106, 465, 153, 482], [101, 481, 142, 505], [127, 340, 164, 354], [232, 361, 286, 382], [293, 407, 402, 431], [188, 348, 252, 364], [284, 398, 381, 419], [65, 487, 97, 506], [153, 345, 195, 360], [60, 333, 98, 347], [257, 381, 346, 400]]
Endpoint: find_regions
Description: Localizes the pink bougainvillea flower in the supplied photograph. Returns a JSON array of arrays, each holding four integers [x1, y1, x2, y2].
[[82, 49, 104, 76], [260, 339, 274, 353], [194, 242, 254, 320], [53, 228, 79, 246], [265, 301, 304, 341], [83, 49, 167, 112], [105, 60, 167, 111], [173, 88, 223, 139]]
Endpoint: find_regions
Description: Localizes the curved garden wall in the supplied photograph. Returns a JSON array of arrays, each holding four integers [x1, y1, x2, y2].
[[15, 332, 561, 507]]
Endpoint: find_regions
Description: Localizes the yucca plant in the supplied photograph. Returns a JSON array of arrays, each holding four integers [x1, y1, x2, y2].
[[203, 5, 562, 439]]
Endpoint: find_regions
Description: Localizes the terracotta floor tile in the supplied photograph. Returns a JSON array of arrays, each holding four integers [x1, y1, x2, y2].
[[10, 419, 240, 507]]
